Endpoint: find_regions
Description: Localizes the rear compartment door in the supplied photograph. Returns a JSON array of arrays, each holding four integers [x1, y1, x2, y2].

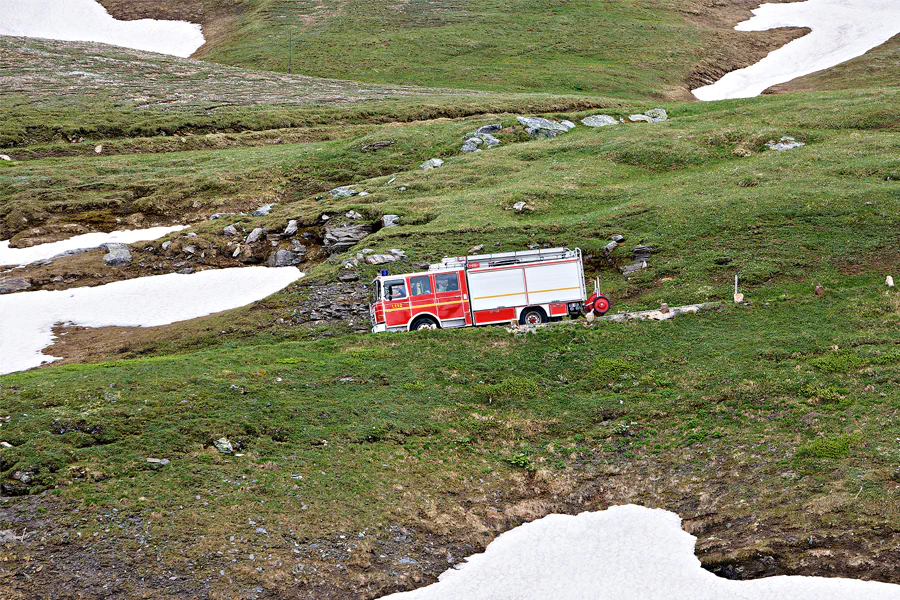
[[468, 267, 527, 311], [523, 261, 584, 305]]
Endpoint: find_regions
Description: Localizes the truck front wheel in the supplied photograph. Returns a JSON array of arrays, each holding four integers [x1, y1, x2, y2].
[[519, 307, 547, 326], [410, 316, 440, 331]]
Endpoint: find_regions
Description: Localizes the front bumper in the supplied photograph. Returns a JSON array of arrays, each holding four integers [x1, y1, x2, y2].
[[371, 323, 387, 334]]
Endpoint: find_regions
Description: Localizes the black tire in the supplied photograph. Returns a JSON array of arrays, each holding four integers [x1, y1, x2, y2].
[[519, 307, 547, 326], [410, 316, 440, 331]]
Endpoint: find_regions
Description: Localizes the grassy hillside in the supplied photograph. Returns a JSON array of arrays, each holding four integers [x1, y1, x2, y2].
[[93, 0, 803, 99], [3, 78, 900, 597]]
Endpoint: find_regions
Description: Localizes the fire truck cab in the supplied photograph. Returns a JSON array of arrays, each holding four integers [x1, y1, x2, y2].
[[370, 247, 607, 333]]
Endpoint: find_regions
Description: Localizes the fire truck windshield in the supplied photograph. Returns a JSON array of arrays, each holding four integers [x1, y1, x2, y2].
[[372, 280, 381, 303]]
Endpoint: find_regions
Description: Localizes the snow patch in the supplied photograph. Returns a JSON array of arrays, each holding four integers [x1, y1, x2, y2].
[[384, 505, 900, 599], [0, 0, 205, 58], [0, 226, 187, 267], [0, 267, 303, 375], [693, 0, 900, 101]]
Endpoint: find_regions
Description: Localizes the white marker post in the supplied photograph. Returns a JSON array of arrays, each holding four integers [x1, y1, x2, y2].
[[733, 274, 744, 303]]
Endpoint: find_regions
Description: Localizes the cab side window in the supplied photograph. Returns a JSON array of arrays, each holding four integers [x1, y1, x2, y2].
[[385, 281, 407, 300], [434, 273, 459, 293], [409, 275, 433, 297]]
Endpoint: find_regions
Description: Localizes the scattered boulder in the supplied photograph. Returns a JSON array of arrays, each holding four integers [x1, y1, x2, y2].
[[462, 137, 483, 153], [474, 124, 502, 135], [513, 201, 528, 213], [517, 116, 570, 138], [478, 133, 501, 147], [420, 158, 444, 170], [330, 186, 358, 199], [560, 120, 576, 130], [94, 144, 103, 154], [629, 114, 652, 123], [361, 140, 394, 152], [468, 244, 484, 254], [246, 228, 265, 244], [269, 249, 300, 267], [389, 249, 406, 258], [632, 245, 652, 261], [581, 115, 618, 127], [611, 234, 625, 243], [0, 277, 31, 294], [223, 225, 238, 237], [252, 203, 274, 217], [183, 245, 197, 255], [214, 438, 233, 454], [645, 108, 668, 122], [382, 214, 400, 228], [324, 223, 372, 253], [101, 243, 132, 266], [338, 271, 360, 282], [0, 155, 11, 161], [766, 136, 805, 151], [283, 220, 298, 236], [365, 254, 399, 265], [345, 210, 363, 220], [358, 191, 370, 197]]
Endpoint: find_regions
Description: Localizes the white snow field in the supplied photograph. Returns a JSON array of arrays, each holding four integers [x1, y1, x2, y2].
[[0, 0, 205, 57], [0, 226, 187, 268], [0, 267, 303, 375], [693, 0, 900, 101], [384, 505, 900, 600]]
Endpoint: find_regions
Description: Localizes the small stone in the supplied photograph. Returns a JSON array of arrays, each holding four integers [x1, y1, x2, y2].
[[398, 187, 407, 192], [0, 155, 11, 161], [461, 137, 483, 153], [659, 303, 670, 314], [0, 277, 31, 294], [766, 137, 805, 151], [329, 186, 358, 199], [387, 177, 397, 185], [358, 191, 370, 197], [283, 220, 298, 236], [214, 438, 234, 454], [581, 115, 618, 127], [611, 234, 625, 243], [420, 158, 444, 169], [269, 250, 298, 267], [246, 228, 264, 244], [516, 116, 570, 138], [714, 257, 732, 265], [512, 201, 527, 213], [478, 133, 501, 147], [223, 225, 238, 237], [339, 271, 360, 282], [815, 284, 825, 296], [345, 210, 363, 220], [468, 245, 484, 254], [887, 275, 895, 287], [0, 441, 12, 448], [382, 214, 400, 228], [101, 243, 132, 266], [389, 249, 406, 257], [365, 254, 399, 265], [183, 245, 197, 255], [628, 114, 653, 123], [94, 144, 103, 154], [162, 241, 172, 251], [560, 120, 576, 130], [146, 458, 170, 470]]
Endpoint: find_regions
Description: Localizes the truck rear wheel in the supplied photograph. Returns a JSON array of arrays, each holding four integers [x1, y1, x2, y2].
[[410, 316, 440, 331], [519, 307, 547, 326]]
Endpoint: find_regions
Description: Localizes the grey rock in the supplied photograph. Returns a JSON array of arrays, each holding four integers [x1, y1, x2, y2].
[[766, 136, 805, 151], [246, 227, 265, 244], [581, 114, 618, 127], [516, 116, 570, 138], [324, 223, 372, 253], [269, 250, 298, 267], [338, 271, 360, 282], [345, 210, 363, 220], [214, 438, 234, 454], [513, 201, 527, 213], [283, 220, 299, 236], [365, 254, 399, 265], [252, 203, 274, 217], [329, 186, 358, 199], [387, 177, 397, 185], [420, 158, 444, 169], [0, 277, 30, 294], [474, 124, 502, 135], [560, 120, 576, 130], [0, 155, 11, 161], [398, 186, 407, 192], [101, 243, 132, 266], [146, 458, 170, 470], [633, 245, 652, 261], [162, 241, 172, 251], [461, 137, 483, 153], [478, 133, 501, 147], [645, 108, 668, 122], [223, 225, 238, 237], [611, 234, 625, 243], [358, 191, 370, 197], [183, 245, 197, 255], [382, 214, 400, 228], [629, 114, 653, 123], [389, 248, 406, 257], [468, 244, 484, 254]]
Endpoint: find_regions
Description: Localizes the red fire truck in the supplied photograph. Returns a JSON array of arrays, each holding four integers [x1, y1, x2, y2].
[[369, 247, 610, 332]]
